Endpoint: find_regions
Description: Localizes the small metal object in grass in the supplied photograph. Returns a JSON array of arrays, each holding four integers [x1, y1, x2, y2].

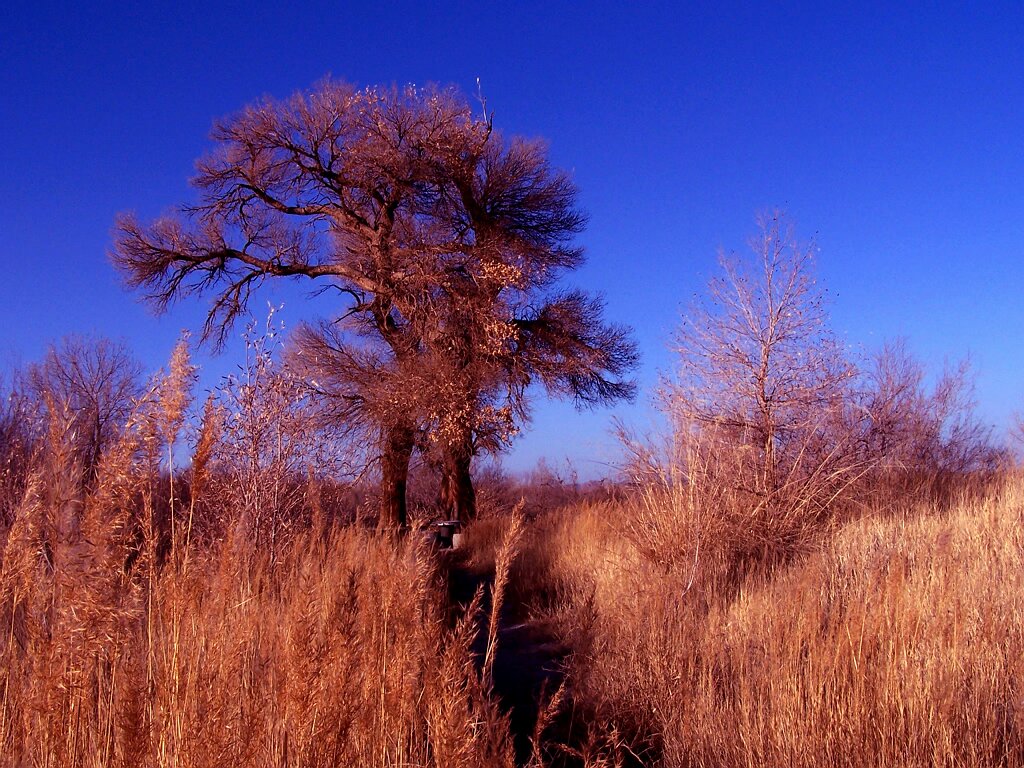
[[432, 520, 463, 549]]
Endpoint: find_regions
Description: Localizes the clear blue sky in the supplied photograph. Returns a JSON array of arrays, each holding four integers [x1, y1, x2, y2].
[[2, 1, 1022, 475]]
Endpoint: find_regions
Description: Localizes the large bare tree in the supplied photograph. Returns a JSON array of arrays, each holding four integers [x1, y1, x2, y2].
[[113, 80, 636, 526]]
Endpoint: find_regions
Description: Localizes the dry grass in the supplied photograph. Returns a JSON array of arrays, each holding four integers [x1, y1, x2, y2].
[[0, 405, 522, 767], [3, 338, 1020, 767], [0, 505, 518, 766], [4, 408, 1020, 768], [537, 477, 1024, 767]]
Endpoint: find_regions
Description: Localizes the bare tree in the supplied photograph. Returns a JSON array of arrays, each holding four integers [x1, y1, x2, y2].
[[25, 335, 143, 484], [665, 213, 859, 556], [199, 309, 359, 556], [114, 80, 636, 526], [856, 339, 1001, 500]]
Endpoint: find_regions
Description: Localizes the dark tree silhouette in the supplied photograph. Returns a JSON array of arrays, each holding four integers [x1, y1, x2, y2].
[[113, 81, 636, 526]]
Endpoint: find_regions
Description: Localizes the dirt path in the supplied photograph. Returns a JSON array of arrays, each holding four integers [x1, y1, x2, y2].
[[444, 556, 575, 765]]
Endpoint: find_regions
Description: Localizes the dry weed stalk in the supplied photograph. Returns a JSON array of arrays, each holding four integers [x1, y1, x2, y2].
[[483, 505, 525, 688]]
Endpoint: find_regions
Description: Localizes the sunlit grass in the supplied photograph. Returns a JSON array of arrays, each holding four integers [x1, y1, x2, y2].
[[537, 477, 1024, 766]]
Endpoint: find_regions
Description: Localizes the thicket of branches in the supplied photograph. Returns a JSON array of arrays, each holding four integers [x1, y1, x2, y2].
[[623, 213, 1004, 572], [0, 335, 143, 528]]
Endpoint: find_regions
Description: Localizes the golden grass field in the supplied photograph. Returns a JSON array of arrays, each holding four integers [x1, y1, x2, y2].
[[528, 480, 1024, 767], [3, 408, 1021, 768], [0, 344, 1018, 767]]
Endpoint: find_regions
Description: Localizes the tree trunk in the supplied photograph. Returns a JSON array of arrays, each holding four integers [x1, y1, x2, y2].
[[439, 441, 476, 522], [380, 423, 415, 529]]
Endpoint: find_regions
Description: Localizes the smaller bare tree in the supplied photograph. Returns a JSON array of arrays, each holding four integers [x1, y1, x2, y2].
[[210, 309, 360, 555], [664, 213, 860, 559], [856, 339, 1002, 502], [0, 369, 39, 527], [25, 335, 143, 485]]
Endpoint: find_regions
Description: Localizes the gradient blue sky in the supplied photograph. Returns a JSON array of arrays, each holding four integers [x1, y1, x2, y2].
[[2, 1, 1022, 475]]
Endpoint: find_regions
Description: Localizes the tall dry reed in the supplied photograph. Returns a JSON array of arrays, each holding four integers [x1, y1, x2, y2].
[[0, 356, 522, 768]]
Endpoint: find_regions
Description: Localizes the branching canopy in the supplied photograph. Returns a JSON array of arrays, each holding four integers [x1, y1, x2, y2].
[[112, 80, 637, 519]]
